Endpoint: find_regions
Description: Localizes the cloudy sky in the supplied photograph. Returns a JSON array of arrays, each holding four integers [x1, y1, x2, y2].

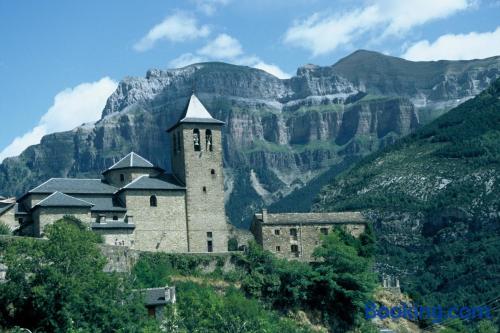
[[0, 0, 499, 161]]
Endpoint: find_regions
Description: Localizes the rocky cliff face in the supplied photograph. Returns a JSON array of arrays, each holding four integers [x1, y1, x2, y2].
[[1, 51, 499, 227]]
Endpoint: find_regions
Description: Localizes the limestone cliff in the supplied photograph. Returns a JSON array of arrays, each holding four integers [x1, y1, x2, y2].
[[0, 51, 499, 227]]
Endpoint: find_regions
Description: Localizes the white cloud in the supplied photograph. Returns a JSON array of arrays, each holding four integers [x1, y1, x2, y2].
[[198, 33, 243, 59], [284, 0, 473, 56], [402, 26, 500, 61], [0, 77, 117, 162], [168, 34, 292, 79], [169, 53, 206, 68], [134, 13, 210, 52], [192, 0, 230, 15], [252, 61, 292, 79]]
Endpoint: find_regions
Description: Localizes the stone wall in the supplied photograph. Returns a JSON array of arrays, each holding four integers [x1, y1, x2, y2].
[[100, 244, 141, 273], [94, 229, 135, 247], [259, 223, 366, 262], [104, 167, 161, 187], [0, 205, 17, 232], [33, 207, 92, 237], [176, 124, 228, 253], [122, 189, 189, 252]]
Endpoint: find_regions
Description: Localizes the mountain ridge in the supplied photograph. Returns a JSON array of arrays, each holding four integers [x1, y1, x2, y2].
[[1, 50, 499, 227]]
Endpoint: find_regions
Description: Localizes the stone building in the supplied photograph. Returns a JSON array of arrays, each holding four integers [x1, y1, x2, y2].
[[0, 94, 228, 253], [251, 209, 367, 262]]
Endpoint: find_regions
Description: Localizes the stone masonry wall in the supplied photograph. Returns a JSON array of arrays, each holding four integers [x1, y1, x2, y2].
[[104, 168, 161, 187], [94, 229, 135, 247], [123, 189, 188, 252], [0, 205, 17, 232], [179, 124, 228, 253], [260, 223, 366, 262], [33, 207, 92, 237]]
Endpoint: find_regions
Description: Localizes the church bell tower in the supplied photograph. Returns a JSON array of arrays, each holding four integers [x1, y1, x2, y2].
[[167, 94, 227, 252]]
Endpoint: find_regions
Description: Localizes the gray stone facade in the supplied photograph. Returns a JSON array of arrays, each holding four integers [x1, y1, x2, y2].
[[251, 210, 367, 262], [170, 124, 227, 253]]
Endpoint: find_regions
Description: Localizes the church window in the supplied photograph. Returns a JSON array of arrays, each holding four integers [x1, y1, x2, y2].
[[206, 129, 213, 151], [120, 174, 125, 182], [150, 195, 157, 207], [193, 129, 201, 151], [173, 133, 177, 155]]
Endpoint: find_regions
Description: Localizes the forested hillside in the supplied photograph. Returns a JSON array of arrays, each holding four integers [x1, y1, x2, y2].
[[314, 78, 500, 325]]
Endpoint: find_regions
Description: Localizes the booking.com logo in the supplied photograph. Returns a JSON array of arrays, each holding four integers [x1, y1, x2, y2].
[[365, 302, 492, 323]]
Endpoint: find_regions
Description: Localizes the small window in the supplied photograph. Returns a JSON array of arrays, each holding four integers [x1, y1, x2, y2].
[[193, 129, 201, 151], [113, 216, 118, 221], [207, 240, 213, 253], [120, 174, 125, 182], [18, 218, 23, 224], [203, 186, 207, 193], [291, 244, 299, 253], [274, 229, 280, 235], [290, 228, 298, 240], [275, 246, 281, 252], [210, 169, 216, 176], [320, 228, 329, 235], [206, 129, 213, 151], [207, 232, 213, 238], [150, 195, 157, 207]]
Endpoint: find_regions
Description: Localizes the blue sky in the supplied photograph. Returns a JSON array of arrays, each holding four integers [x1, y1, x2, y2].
[[0, 0, 499, 161]]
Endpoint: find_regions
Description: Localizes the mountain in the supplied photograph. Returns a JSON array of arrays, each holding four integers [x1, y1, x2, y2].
[[314, 78, 500, 310], [0, 50, 499, 227]]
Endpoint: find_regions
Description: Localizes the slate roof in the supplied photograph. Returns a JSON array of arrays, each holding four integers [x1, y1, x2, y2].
[[0, 203, 14, 216], [91, 222, 135, 229], [34, 192, 94, 208], [72, 196, 127, 212], [167, 94, 224, 132], [256, 212, 367, 225], [104, 152, 155, 172], [119, 174, 185, 192], [27, 178, 117, 195]]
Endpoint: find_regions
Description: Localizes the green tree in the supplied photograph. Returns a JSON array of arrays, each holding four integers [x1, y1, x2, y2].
[[310, 230, 377, 331], [0, 218, 147, 332]]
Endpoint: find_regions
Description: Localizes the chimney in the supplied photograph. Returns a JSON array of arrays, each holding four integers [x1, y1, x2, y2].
[[262, 209, 268, 222]]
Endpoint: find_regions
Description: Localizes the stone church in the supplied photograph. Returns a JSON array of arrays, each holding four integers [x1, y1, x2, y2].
[[0, 94, 229, 253]]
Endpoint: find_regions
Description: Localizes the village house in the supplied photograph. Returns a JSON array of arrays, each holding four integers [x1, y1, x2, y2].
[[251, 209, 367, 262]]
